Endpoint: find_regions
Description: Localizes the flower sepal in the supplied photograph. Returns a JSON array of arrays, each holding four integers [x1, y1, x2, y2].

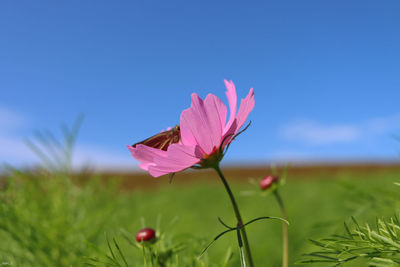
[[191, 147, 224, 170]]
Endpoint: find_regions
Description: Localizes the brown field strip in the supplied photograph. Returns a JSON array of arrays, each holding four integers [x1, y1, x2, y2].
[[86, 162, 400, 191]]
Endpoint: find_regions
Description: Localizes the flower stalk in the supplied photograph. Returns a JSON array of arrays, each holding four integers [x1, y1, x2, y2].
[[214, 164, 254, 267], [273, 190, 288, 267]]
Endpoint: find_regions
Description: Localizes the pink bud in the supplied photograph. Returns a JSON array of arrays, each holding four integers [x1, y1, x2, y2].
[[259, 175, 278, 190], [136, 228, 156, 243]]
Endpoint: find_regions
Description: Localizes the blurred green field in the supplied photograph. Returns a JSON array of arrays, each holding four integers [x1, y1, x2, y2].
[[0, 165, 399, 266]]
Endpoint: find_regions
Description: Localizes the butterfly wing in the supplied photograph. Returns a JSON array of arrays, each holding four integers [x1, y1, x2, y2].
[[132, 125, 181, 151]]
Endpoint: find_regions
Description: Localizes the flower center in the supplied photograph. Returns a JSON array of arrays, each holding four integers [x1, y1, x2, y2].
[[199, 147, 224, 169]]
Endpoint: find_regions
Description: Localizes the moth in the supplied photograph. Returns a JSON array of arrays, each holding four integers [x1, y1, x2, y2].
[[132, 125, 181, 151]]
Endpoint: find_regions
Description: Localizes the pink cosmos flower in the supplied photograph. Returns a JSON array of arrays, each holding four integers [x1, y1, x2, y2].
[[127, 80, 255, 177]]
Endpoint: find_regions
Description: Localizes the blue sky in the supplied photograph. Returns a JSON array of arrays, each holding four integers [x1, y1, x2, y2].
[[1, 1, 400, 170]]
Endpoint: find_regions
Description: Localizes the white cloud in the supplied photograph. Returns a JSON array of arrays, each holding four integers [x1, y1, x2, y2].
[[0, 134, 138, 171], [280, 113, 400, 146], [365, 114, 400, 135], [0, 106, 36, 166], [0, 135, 38, 165], [72, 145, 139, 171], [0, 105, 138, 171], [281, 120, 360, 145], [0, 106, 26, 133]]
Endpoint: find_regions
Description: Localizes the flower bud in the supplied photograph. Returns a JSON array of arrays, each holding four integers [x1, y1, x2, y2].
[[135, 228, 156, 243], [259, 175, 278, 190]]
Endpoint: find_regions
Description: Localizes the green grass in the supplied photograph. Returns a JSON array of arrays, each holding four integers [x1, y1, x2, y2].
[[0, 166, 399, 266]]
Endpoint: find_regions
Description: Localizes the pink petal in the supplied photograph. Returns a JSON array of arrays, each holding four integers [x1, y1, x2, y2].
[[180, 93, 222, 155], [222, 118, 237, 147], [127, 144, 167, 171], [147, 167, 171, 177], [224, 80, 237, 134], [154, 144, 201, 168], [204, 94, 227, 133], [180, 108, 198, 147], [235, 88, 255, 132], [138, 162, 155, 171], [148, 144, 201, 177]]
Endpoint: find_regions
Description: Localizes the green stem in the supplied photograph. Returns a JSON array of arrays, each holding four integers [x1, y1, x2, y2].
[[274, 190, 288, 267], [214, 164, 254, 267]]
